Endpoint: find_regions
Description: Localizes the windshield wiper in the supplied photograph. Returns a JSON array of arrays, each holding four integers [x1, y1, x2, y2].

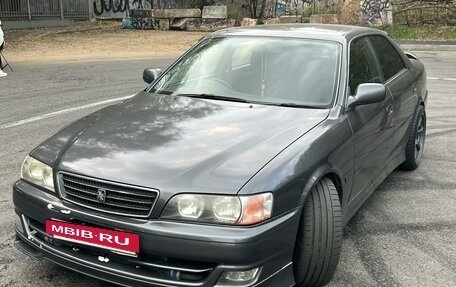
[[273, 103, 326, 109], [173, 93, 251, 103]]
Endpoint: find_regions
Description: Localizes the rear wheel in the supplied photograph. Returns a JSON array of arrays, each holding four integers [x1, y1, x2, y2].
[[401, 105, 426, 171], [293, 178, 342, 287]]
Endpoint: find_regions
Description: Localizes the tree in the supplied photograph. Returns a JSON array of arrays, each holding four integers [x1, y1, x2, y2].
[[258, 0, 268, 22], [247, 0, 268, 19]]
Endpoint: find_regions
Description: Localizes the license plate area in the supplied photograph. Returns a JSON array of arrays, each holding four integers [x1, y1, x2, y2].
[[46, 219, 139, 256]]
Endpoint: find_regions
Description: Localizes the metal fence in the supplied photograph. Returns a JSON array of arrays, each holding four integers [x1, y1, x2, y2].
[[0, 0, 90, 21]]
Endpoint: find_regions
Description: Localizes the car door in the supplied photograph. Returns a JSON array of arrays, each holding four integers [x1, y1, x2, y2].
[[346, 36, 396, 202], [367, 35, 418, 155]]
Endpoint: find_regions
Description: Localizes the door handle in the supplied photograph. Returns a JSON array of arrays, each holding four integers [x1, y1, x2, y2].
[[386, 105, 393, 115]]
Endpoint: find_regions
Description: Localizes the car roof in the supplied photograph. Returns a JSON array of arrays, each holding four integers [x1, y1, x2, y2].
[[210, 24, 386, 44]]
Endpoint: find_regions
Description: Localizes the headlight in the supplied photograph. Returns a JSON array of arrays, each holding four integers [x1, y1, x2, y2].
[[21, 156, 55, 192], [161, 193, 272, 225]]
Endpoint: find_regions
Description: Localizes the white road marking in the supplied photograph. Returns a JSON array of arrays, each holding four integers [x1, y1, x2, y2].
[[0, 95, 133, 130], [427, 77, 456, 81]]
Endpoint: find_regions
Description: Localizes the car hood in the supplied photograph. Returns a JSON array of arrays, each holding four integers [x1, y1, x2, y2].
[[57, 92, 329, 194]]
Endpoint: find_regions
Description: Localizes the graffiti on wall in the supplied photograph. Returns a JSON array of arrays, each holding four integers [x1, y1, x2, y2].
[[122, 13, 160, 29], [93, 0, 152, 16], [131, 17, 157, 29], [360, 0, 392, 26], [155, 0, 178, 9], [275, 0, 289, 16], [258, 0, 341, 18], [238, 0, 291, 17], [131, 0, 152, 9]]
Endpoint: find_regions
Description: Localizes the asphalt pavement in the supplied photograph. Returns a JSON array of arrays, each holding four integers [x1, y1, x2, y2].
[[0, 51, 455, 287]]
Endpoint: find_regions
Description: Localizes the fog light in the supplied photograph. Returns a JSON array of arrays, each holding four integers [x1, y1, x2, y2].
[[15, 214, 24, 234], [216, 267, 261, 286]]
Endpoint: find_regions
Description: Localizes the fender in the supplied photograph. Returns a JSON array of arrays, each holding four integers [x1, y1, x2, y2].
[[298, 165, 347, 210], [239, 109, 354, 218]]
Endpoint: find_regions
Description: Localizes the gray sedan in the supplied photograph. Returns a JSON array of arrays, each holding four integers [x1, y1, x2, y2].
[[13, 24, 427, 287]]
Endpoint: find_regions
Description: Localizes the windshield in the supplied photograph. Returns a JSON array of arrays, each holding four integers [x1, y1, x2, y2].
[[149, 36, 341, 108]]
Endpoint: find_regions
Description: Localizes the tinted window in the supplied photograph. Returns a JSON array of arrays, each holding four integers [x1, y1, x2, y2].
[[349, 37, 383, 95], [369, 35, 406, 81]]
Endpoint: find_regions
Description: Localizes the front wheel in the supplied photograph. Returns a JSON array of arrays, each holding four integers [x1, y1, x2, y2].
[[401, 105, 426, 171], [293, 178, 343, 287]]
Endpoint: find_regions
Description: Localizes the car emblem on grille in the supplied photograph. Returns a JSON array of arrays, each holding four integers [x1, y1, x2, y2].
[[97, 188, 107, 203]]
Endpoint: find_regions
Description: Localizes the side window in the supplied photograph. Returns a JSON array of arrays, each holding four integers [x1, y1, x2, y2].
[[349, 37, 383, 95], [369, 35, 406, 81]]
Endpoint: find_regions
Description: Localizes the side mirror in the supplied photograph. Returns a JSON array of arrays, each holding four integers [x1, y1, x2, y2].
[[143, 68, 162, 84], [347, 83, 386, 109]]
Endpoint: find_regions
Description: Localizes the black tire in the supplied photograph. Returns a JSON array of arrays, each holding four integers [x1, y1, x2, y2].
[[400, 105, 426, 171], [293, 178, 343, 287]]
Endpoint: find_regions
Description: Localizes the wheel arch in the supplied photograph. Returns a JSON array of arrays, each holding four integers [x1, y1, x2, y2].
[[299, 166, 345, 208], [326, 172, 344, 203]]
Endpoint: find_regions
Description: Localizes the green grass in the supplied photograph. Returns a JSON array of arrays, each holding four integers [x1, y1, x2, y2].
[[383, 25, 456, 40], [441, 28, 456, 40], [384, 25, 419, 39]]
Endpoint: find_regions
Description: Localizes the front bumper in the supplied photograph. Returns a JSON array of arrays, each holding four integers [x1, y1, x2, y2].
[[13, 180, 299, 287]]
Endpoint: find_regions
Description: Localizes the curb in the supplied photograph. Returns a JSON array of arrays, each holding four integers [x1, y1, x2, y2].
[[36, 25, 120, 38], [397, 40, 456, 51], [398, 44, 456, 51]]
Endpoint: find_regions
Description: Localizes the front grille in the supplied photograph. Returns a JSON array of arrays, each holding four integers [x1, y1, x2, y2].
[[59, 172, 158, 218]]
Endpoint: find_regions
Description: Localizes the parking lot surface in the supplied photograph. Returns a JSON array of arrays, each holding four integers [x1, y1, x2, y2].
[[0, 51, 455, 287]]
